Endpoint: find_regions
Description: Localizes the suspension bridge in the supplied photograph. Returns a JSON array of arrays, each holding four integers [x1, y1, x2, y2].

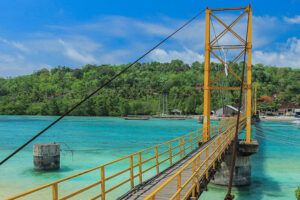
[[4, 5, 258, 200]]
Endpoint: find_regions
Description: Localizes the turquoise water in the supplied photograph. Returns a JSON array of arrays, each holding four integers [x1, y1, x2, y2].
[[0, 116, 299, 199]]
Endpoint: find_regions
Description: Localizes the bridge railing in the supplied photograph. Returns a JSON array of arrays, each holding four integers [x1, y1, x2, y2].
[[7, 120, 228, 200], [144, 114, 246, 200]]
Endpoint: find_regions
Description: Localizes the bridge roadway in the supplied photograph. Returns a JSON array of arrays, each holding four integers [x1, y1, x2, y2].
[[119, 135, 225, 200]]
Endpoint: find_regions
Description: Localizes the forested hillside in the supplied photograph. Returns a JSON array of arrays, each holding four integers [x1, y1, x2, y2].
[[0, 60, 299, 116]]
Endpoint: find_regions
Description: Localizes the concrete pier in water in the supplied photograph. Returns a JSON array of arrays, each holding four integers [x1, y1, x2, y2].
[[211, 140, 258, 186], [33, 143, 60, 170]]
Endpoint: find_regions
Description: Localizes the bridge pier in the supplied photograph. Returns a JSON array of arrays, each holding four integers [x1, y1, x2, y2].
[[211, 139, 258, 186], [33, 143, 60, 171]]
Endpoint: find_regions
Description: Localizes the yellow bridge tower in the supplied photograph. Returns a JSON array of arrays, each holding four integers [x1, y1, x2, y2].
[[203, 5, 252, 143]]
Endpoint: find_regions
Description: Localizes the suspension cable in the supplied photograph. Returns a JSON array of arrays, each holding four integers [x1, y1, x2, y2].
[[224, 10, 250, 200], [0, 8, 206, 166]]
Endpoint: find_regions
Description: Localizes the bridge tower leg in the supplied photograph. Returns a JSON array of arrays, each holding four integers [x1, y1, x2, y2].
[[203, 7, 211, 143], [246, 5, 252, 143]]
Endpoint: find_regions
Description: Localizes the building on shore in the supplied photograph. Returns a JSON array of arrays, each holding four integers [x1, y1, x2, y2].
[[215, 105, 240, 117], [169, 109, 182, 115]]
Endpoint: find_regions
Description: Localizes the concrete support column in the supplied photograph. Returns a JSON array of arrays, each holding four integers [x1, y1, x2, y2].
[[33, 143, 60, 170], [211, 140, 258, 186]]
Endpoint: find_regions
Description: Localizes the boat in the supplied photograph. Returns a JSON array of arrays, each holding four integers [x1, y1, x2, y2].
[[124, 115, 150, 120], [292, 119, 300, 124]]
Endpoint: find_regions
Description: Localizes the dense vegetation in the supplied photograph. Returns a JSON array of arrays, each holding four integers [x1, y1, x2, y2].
[[0, 60, 299, 116], [296, 187, 300, 200]]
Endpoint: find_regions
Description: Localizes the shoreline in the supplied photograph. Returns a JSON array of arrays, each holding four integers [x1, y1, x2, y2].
[[260, 116, 298, 121]]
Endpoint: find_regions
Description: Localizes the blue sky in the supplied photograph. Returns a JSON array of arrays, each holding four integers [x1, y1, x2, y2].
[[0, 0, 300, 77]]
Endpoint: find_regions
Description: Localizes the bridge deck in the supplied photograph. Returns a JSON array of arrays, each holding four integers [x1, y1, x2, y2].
[[119, 136, 222, 200]]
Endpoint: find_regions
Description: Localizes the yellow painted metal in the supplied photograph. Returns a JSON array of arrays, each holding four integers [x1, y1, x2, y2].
[[7, 127, 202, 200], [210, 86, 247, 90], [182, 137, 186, 156], [7, 6, 252, 200], [168, 142, 172, 165], [203, 7, 211, 143], [211, 45, 246, 49], [177, 172, 182, 200], [211, 7, 247, 11], [204, 5, 252, 143], [210, 12, 245, 43], [138, 152, 142, 184], [210, 49, 246, 86], [101, 166, 105, 200], [130, 156, 134, 189], [211, 10, 247, 45], [52, 183, 58, 200], [246, 4, 252, 143], [144, 114, 247, 200], [155, 146, 159, 174]]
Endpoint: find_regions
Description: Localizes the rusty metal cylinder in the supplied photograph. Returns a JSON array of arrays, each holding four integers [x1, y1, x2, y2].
[[33, 143, 60, 170]]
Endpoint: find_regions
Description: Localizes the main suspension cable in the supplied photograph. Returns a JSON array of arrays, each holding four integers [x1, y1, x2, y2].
[[0, 8, 206, 166]]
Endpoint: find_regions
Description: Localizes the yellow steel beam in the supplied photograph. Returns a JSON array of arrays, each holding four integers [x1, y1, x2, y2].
[[211, 7, 248, 11], [210, 12, 246, 44], [203, 8, 211, 143], [210, 50, 246, 86], [211, 45, 245, 50], [210, 87, 247, 90], [246, 4, 252, 143], [211, 10, 247, 46], [210, 50, 244, 83]]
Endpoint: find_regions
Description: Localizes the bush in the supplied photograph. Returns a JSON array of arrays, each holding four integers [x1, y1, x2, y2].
[[296, 187, 300, 200]]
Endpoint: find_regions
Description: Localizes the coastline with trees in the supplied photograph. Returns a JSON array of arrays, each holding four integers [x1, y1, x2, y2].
[[0, 60, 299, 117]]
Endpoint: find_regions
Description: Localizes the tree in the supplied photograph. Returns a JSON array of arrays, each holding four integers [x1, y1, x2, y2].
[[0, 62, 299, 116], [296, 187, 300, 200]]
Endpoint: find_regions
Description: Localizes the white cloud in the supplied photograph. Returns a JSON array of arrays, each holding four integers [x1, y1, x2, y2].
[[284, 15, 300, 24], [58, 39, 97, 64], [0, 38, 30, 53], [149, 48, 204, 64], [0, 13, 297, 77], [253, 37, 300, 68]]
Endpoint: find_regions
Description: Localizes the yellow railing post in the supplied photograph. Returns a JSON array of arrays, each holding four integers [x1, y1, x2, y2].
[[130, 155, 134, 189], [197, 156, 200, 178], [179, 138, 182, 159], [177, 172, 181, 200], [101, 166, 105, 200], [196, 130, 200, 146], [213, 141, 216, 169], [218, 136, 221, 161], [138, 152, 142, 184], [155, 147, 159, 174], [190, 134, 193, 151], [52, 183, 58, 200], [168, 142, 172, 165], [206, 148, 209, 179], [182, 137, 186, 156], [192, 160, 196, 197]]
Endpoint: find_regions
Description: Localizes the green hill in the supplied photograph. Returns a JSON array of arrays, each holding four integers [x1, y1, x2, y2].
[[0, 60, 299, 116]]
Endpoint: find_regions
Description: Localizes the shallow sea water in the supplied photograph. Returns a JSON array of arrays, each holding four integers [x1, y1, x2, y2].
[[0, 115, 299, 199]]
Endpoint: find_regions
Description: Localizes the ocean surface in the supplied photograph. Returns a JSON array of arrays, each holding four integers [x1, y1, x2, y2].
[[0, 115, 299, 199]]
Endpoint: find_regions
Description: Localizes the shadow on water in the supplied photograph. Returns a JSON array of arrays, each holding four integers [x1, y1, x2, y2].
[[234, 122, 282, 199], [22, 166, 75, 177]]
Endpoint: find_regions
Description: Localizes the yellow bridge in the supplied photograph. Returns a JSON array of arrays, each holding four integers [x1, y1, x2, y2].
[[6, 5, 256, 200], [7, 114, 247, 200]]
